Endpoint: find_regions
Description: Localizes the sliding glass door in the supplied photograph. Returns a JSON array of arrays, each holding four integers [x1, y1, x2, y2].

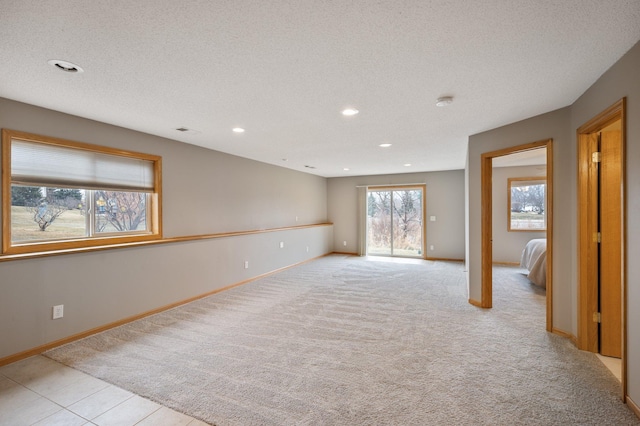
[[366, 186, 425, 258]]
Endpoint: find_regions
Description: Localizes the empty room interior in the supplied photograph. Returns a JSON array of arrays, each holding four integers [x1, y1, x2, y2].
[[1, 2, 640, 425]]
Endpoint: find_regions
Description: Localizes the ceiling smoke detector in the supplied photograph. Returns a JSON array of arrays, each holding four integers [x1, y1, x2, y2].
[[435, 96, 453, 107], [48, 59, 84, 73]]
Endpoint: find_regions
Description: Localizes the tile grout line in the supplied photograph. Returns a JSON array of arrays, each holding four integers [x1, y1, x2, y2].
[[3, 356, 202, 426], [84, 392, 137, 422], [132, 405, 164, 425]]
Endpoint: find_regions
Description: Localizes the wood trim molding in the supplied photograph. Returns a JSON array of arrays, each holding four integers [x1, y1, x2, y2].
[[481, 139, 553, 325], [0, 222, 334, 263], [480, 153, 493, 308], [468, 298, 483, 308], [627, 395, 640, 420], [1, 131, 11, 252], [577, 99, 625, 134], [576, 97, 626, 400], [0, 253, 330, 367], [545, 140, 554, 332], [551, 327, 575, 342], [426, 257, 464, 262], [2, 128, 162, 161]]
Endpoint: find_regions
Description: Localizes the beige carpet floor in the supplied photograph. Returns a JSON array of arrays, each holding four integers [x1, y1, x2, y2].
[[45, 255, 639, 425]]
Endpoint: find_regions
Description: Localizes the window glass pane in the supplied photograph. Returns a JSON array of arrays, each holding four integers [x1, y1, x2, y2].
[[95, 190, 148, 234], [367, 190, 392, 255], [392, 189, 423, 257], [10, 185, 87, 242], [509, 180, 546, 231]]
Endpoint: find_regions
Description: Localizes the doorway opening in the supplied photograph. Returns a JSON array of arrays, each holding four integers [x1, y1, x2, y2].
[[577, 98, 626, 398], [366, 185, 426, 258], [480, 139, 553, 332]]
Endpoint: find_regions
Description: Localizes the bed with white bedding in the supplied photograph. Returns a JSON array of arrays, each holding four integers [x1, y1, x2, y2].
[[520, 238, 547, 288]]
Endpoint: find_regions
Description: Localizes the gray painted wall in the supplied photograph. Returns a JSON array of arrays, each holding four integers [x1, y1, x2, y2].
[[467, 108, 571, 317], [0, 98, 332, 359], [327, 170, 465, 260], [492, 165, 546, 264], [467, 41, 640, 406]]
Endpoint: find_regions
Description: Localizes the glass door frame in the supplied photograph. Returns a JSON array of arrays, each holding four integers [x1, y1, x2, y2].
[[365, 184, 426, 259]]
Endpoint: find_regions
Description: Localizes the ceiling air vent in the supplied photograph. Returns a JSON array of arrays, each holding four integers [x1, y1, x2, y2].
[[175, 127, 201, 135]]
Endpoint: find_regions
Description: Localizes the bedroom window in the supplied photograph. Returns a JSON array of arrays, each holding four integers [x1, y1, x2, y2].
[[2, 129, 162, 255], [508, 177, 546, 231]]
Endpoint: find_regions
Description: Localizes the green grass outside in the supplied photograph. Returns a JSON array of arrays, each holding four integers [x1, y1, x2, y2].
[[511, 212, 544, 221], [510, 211, 545, 230], [11, 206, 87, 241]]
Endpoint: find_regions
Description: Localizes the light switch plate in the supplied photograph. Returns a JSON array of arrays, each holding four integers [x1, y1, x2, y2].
[[52, 305, 64, 319]]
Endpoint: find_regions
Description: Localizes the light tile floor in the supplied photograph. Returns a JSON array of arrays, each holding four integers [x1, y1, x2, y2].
[[0, 355, 209, 426], [596, 353, 622, 382]]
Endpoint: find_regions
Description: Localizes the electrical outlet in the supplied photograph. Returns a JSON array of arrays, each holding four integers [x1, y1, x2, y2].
[[244, 261, 249, 269], [279, 241, 284, 248], [343, 241, 347, 246], [430, 245, 435, 251], [306, 246, 309, 252], [52, 305, 64, 320]]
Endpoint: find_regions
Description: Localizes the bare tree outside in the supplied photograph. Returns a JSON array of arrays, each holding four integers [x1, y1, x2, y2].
[[24, 187, 83, 231], [368, 191, 392, 253], [95, 191, 147, 233], [511, 183, 545, 213], [393, 190, 422, 241], [28, 201, 68, 231]]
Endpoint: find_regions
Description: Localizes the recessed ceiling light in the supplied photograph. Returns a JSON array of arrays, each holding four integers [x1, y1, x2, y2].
[[282, 158, 288, 162], [404, 163, 412, 167], [48, 59, 84, 73], [341, 108, 359, 116], [379, 143, 392, 148], [232, 127, 245, 133], [435, 96, 453, 107], [343, 168, 350, 171]]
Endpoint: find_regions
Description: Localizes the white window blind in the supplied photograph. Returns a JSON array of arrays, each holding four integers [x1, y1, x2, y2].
[[11, 140, 155, 191]]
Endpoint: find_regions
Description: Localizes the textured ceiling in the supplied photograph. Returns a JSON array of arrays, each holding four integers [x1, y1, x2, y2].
[[1, 1, 639, 177]]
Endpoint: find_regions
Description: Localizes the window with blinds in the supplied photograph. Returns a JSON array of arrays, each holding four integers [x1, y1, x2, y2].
[[2, 129, 162, 254]]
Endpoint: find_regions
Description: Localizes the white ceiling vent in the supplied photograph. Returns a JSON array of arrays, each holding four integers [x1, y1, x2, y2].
[[175, 127, 201, 135]]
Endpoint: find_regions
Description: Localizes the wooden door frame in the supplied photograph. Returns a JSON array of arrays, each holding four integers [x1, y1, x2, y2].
[[480, 139, 553, 332], [577, 98, 626, 399]]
